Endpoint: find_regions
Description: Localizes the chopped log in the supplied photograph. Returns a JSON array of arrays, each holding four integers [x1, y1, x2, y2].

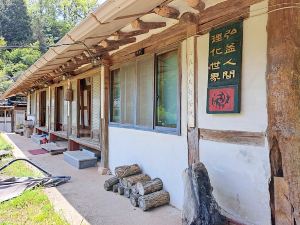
[[112, 184, 119, 193], [104, 176, 119, 191], [118, 185, 125, 195], [124, 187, 132, 198], [137, 178, 163, 195], [131, 185, 139, 195], [122, 174, 151, 188], [130, 193, 141, 207], [153, 6, 180, 19], [182, 162, 227, 225], [115, 164, 142, 178], [138, 190, 170, 211]]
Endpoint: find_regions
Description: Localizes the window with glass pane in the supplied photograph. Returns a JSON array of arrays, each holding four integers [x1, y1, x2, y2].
[[136, 56, 154, 128], [110, 69, 121, 122], [120, 62, 136, 125], [156, 50, 179, 129]]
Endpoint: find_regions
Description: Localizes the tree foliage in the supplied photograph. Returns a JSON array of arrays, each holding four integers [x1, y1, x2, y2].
[[0, 0, 100, 95], [27, 0, 98, 52], [0, 38, 41, 94], [0, 0, 33, 45]]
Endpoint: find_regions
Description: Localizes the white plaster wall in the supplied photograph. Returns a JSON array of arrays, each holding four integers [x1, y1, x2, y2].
[[200, 140, 271, 225], [197, 1, 271, 225], [109, 128, 188, 208]]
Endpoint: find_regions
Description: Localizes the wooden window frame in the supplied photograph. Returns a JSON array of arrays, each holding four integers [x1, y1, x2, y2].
[[109, 48, 181, 136]]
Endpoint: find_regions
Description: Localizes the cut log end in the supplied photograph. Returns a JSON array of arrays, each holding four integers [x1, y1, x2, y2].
[[118, 186, 125, 195], [130, 193, 141, 207], [124, 187, 132, 198], [112, 184, 119, 193]]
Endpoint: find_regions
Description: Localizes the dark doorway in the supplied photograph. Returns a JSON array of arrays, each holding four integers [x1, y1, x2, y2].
[[55, 86, 64, 131], [39, 91, 47, 127], [79, 78, 91, 137]]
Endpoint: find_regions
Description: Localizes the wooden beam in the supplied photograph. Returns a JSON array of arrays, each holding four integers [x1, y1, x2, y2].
[[131, 19, 166, 30], [199, 0, 262, 25], [153, 6, 180, 19], [186, 0, 205, 11], [113, 30, 149, 39], [199, 129, 265, 147], [111, 23, 187, 65], [99, 37, 136, 48], [267, 0, 300, 224], [179, 12, 199, 24]]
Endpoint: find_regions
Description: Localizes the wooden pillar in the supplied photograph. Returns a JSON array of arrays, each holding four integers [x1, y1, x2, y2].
[[100, 63, 110, 171], [67, 80, 72, 138], [186, 34, 200, 166], [68, 139, 79, 151], [4, 109, 7, 132], [76, 80, 81, 138], [267, 1, 300, 224]]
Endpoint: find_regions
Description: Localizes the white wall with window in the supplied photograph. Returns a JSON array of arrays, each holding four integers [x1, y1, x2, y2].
[[108, 49, 188, 209]]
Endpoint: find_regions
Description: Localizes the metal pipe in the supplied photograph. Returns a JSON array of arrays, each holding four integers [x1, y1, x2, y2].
[[0, 158, 52, 177]]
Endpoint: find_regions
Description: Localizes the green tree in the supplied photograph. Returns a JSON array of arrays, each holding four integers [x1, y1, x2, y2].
[[27, 0, 98, 52], [0, 0, 33, 45], [0, 37, 41, 94]]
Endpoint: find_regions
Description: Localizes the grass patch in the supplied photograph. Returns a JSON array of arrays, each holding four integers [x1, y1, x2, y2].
[[0, 134, 69, 225], [0, 134, 13, 151], [0, 189, 68, 225], [0, 159, 42, 178]]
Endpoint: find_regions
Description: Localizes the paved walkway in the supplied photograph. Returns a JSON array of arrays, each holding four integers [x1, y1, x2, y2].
[[5, 133, 181, 225]]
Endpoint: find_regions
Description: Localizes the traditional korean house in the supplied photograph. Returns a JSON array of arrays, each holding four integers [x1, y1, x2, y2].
[[2, 0, 300, 224], [0, 99, 27, 133]]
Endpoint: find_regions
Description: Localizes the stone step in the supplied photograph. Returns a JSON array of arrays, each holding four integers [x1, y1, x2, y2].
[[82, 148, 101, 158], [63, 151, 97, 169]]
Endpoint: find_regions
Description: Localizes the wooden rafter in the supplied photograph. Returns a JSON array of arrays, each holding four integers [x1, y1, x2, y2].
[[99, 37, 136, 48], [113, 30, 150, 39], [186, 0, 205, 11], [153, 6, 180, 19], [131, 19, 166, 30]]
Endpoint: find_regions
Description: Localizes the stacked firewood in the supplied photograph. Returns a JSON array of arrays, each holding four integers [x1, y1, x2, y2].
[[104, 164, 170, 211]]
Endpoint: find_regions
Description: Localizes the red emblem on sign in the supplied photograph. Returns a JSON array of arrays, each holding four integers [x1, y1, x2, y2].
[[208, 86, 236, 112]]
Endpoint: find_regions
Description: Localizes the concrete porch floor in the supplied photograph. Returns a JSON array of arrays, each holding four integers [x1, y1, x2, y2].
[[5, 133, 182, 225]]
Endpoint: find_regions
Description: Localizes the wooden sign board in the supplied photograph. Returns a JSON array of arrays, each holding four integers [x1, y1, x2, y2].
[[207, 21, 243, 114], [207, 85, 239, 113]]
